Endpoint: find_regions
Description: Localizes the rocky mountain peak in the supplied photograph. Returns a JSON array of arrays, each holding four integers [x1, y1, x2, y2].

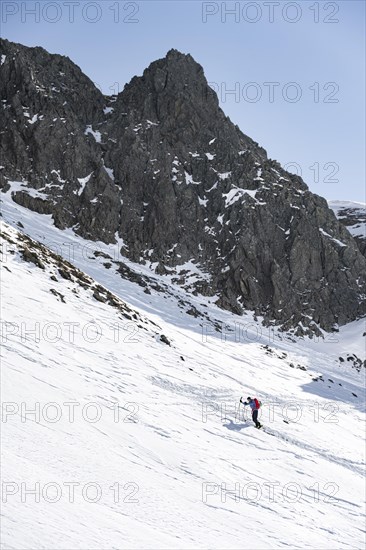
[[1, 39, 365, 334], [115, 47, 218, 131], [0, 38, 104, 124]]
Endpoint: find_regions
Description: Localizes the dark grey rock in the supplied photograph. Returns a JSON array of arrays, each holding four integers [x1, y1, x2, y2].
[[160, 334, 171, 346], [93, 290, 107, 303], [49, 288, 65, 303], [21, 247, 44, 269], [1, 39, 366, 332]]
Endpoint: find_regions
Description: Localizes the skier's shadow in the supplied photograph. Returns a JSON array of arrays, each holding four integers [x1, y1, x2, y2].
[[223, 418, 251, 432]]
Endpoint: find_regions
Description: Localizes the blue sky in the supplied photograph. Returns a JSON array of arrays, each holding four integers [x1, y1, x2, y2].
[[2, 0, 365, 202]]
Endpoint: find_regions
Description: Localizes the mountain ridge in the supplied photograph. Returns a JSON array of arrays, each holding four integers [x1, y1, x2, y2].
[[1, 38, 365, 333]]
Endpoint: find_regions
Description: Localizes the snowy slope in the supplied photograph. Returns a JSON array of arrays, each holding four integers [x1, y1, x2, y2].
[[328, 200, 366, 239], [1, 196, 366, 549]]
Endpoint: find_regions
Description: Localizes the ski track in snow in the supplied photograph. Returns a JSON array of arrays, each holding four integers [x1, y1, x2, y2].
[[0, 191, 365, 550]]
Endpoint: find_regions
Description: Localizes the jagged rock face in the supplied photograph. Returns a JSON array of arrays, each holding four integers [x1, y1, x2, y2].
[[1, 39, 366, 332], [0, 39, 120, 243], [328, 201, 366, 257]]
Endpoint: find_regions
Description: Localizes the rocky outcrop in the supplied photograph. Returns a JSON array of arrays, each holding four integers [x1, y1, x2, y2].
[[328, 201, 366, 257], [1, 38, 366, 332]]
